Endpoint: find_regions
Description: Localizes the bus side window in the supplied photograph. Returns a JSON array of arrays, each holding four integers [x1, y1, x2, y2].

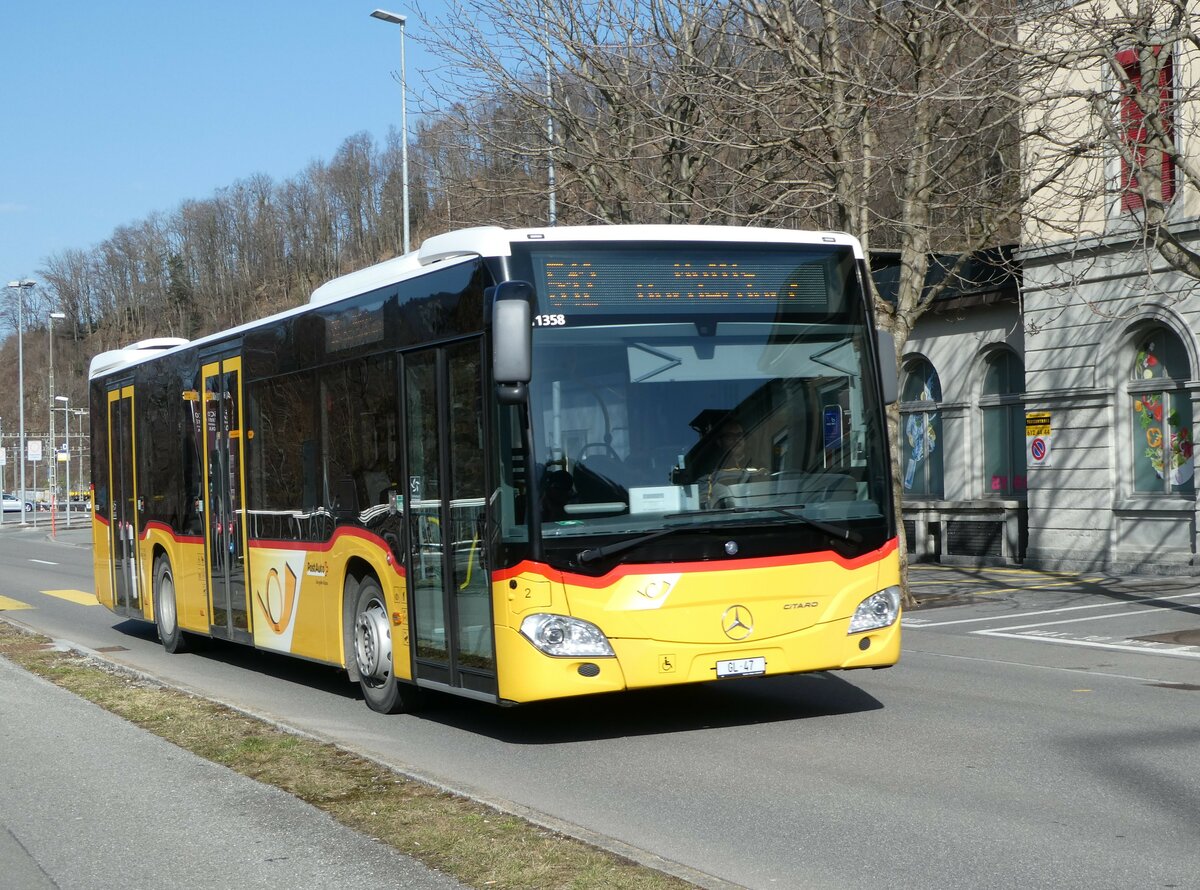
[[321, 354, 399, 520]]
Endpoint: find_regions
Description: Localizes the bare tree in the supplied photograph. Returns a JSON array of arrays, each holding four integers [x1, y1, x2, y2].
[[1020, 0, 1200, 291], [735, 0, 1023, 339], [415, 0, 783, 225]]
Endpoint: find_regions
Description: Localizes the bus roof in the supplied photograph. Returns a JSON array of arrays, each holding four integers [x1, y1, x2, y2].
[[89, 225, 864, 379], [307, 224, 863, 307], [88, 338, 190, 379]]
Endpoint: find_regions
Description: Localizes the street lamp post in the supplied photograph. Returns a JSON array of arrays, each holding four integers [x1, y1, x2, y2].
[[7, 280, 35, 526], [48, 311, 65, 529], [370, 8, 410, 254], [543, 1, 556, 226], [54, 396, 69, 530], [73, 408, 85, 515]]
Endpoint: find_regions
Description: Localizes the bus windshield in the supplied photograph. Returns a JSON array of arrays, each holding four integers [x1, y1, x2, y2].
[[505, 241, 891, 547]]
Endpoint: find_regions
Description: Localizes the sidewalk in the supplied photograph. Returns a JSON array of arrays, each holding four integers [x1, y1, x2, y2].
[[0, 654, 465, 890], [0, 513, 93, 546]]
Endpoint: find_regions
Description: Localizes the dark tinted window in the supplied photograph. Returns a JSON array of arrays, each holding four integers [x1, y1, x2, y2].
[[247, 373, 320, 514], [324, 354, 400, 518], [89, 380, 109, 515]]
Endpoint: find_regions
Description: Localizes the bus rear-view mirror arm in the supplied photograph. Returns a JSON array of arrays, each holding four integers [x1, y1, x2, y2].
[[493, 281, 533, 404]]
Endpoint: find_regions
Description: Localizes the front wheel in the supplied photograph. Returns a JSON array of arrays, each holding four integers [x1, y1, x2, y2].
[[154, 555, 189, 653], [351, 575, 421, 714]]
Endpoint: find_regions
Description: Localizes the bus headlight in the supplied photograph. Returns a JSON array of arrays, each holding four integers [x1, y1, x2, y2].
[[520, 613, 615, 658], [848, 586, 901, 634]]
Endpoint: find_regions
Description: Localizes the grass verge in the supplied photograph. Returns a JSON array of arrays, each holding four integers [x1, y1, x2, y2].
[[0, 620, 694, 890]]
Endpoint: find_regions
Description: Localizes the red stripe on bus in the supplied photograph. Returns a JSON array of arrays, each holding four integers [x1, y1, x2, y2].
[[491, 537, 899, 588], [140, 520, 203, 545], [130, 521, 403, 577], [248, 526, 406, 578]]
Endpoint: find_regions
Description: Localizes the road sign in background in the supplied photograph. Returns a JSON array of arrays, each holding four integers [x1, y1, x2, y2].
[[1026, 411, 1052, 467]]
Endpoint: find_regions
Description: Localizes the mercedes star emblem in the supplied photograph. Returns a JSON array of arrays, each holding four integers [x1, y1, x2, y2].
[[722, 605, 754, 640]]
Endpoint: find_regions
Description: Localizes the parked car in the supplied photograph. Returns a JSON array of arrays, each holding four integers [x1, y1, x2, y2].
[[2, 493, 33, 513]]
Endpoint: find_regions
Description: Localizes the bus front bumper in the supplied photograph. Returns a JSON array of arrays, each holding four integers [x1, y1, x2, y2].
[[494, 617, 900, 705]]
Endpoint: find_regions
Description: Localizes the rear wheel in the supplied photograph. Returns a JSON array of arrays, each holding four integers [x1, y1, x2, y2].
[[351, 575, 421, 714], [154, 555, 188, 653]]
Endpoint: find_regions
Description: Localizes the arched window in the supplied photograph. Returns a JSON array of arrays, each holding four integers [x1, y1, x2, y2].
[[900, 358, 943, 497], [1129, 328, 1194, 494], [981, 350, 1026, 496]]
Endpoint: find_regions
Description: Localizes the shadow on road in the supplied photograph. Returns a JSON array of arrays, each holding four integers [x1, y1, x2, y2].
[[110, 620, 886, 743], [414, 671, 885, 744], [907, 564, 1200, 622]]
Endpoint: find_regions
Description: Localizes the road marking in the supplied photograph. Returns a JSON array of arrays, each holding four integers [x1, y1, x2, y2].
[[975, 630, 1200, 661], [41, 589, 99, 606], [907, 647, 1187, 684], [982, 603, 1200, 633], [994, 578, 1104, 591], [909, 566, 1088, 578], [29, 559, 58, 566], [910, 576, 1102, 591], [0, 595, 33, 611], [904, 590, 1200, 628]]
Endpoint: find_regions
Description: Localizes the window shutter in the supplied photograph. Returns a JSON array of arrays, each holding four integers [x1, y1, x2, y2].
[[1116, 47, 1176, 212], [1160, 54, 1176, 202]]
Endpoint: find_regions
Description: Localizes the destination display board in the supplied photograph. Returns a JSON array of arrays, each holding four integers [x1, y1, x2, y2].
[[527, 246, 851, 314]]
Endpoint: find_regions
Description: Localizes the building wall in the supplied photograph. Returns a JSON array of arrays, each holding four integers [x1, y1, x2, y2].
[[1012, 3, 1200, 574], [1020, 238, 1200, 573], [901, 300, 1027, 566], [1020, 1, 1200, 245]]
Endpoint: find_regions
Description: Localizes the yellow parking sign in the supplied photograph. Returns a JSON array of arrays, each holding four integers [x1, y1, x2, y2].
[[1026, 412, 1052, 467], [1025, 412, 1051, 437]]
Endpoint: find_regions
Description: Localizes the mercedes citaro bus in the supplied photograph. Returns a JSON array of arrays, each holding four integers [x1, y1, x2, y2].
[[90, 225, 901, 713]]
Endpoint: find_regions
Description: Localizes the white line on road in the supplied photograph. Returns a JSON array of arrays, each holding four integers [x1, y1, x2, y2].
[[904, 590, 1200, 628], [983, 603, 1200, 632], [904, 647, 1189, 684], [29, 559, 58, 566], [974, 630, 1200, 661]]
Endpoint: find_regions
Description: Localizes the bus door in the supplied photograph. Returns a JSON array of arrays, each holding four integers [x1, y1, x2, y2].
[[107, 384, 141, 616], [403, 340, 496, 697], [201, 354, 253, 642]]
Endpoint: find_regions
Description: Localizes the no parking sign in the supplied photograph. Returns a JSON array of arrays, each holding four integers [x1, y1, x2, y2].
[[1026, 412, 1052, 467]]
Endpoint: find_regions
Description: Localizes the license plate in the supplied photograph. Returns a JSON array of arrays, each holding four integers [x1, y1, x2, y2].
[[716, 656, 766, 678]]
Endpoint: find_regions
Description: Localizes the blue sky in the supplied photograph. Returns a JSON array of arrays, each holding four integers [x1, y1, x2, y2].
[[1, 0, 440, 284]]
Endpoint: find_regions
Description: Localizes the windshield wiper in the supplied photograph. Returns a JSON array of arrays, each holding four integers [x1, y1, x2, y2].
[[767, 506, 863, 544], [576, 505, 864, 565], [670, 505, 863, 545], [576, 525, 698, 564]]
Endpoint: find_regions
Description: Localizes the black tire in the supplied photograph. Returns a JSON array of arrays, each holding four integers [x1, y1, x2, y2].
[[23, 502, 32, 513], [350, 575, 421, 714], [153, 555, 189, 654]]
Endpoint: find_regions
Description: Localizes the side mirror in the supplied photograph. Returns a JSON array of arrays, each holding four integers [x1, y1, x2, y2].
[[493, 280, 534, 404], [876, 329, 898, 405]]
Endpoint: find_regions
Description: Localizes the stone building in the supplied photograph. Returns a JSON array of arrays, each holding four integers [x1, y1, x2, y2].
[[878, 252, 1029, 567], [901, 5, 1200, 574]]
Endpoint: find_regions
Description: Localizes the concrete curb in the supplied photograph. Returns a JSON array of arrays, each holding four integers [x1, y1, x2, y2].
[[0, 618, 743, 890]]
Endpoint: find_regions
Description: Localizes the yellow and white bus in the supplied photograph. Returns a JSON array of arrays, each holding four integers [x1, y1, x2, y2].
[[89, 225, 901, 713]]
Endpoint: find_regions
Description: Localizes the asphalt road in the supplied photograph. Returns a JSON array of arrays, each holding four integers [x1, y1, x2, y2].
[[3, 527, 1199, 890]]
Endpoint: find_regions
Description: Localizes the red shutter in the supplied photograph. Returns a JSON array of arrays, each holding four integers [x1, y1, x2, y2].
[[1160, 54, 1176, 203], [1117, 47, 1175, 213]]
